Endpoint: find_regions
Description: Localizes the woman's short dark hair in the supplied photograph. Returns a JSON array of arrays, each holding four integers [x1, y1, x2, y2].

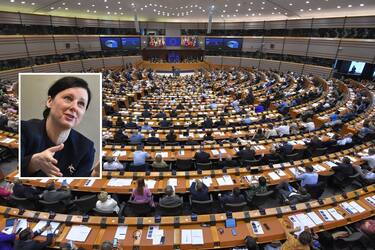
[[43, 76, 92, 119], [19, 228, 33, 241], [258, 176, 267, 186], [245, 236, 259, 250], [298, 231, 313, 245]]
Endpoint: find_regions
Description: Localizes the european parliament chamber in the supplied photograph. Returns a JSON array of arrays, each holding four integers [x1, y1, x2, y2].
[[1, 1, 375, 250]]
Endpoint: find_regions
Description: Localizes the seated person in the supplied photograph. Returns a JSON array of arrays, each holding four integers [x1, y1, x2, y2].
[[277, 181, 311, 205], [336, 133, 353, 146], [141, 122, 153, 131], [96, 191, 120, 214], [296, 165, 318, 187], [275, 122, 290, 136], [360, 148, 375, 169], [354, 165, 375, 184], [302, 118, 315, 132], [113, 129, 128, 144], [141, 109, 152, 118], [103, 156, 124, 171], [41, 181, 72, 205], [252, 128, 264, 140], [132, 145, 150, 167], [203, 131, 214, 141], [264, 124, 278, 139], [237, 144, 256, 163], [217, 155, 239, 168], [116, 117, 125, 127], [15, 224, 54, 250], [276, 141, 294, 158], [202, 117, 213, 128], [358, 219, 375, 236], [0, 181, 13, 200], [131, 178, 154, 206], [159, 185, 182, 207], [166, 129, 177, 143], [12, 178, 41, 199], [186, 136, 199, 145], [159, 117, 172, 128], [152, 154, 168, 169], [280, 222, 313, 250], [220, 187, 246, 206], [331, 157, 354, 184], [0, 218, 19, 249], [129, 128, 144, 144], [190, 179, 209, 201], [125, 117, 138, 129], [194, 144, 210, 164], [244, 176, 268, 204], [147, 131, 161, 144]]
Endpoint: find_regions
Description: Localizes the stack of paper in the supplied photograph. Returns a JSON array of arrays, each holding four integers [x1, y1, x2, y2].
[[181, 229, 204, 245], [216, 175, 234, 186], [327, 208, 344, 220], [168, 178, 178, 188], [2, 219, 28, 235], [211, 149, 219, 156], [66, 225, 91, 242], [312, 165, 326, 172], [32, 221, 60, 236], [219, 148, 227, 154], [250, 221, 264, 234], [114, 226, 127, 240], [145, 179, 157, 188], [268, 172, 280, 180], [324, 161, 338, 168], [365, 196, 375, 206], [276, 169, 286, 176], [107, 178, 132, 187], [113, 151, 127, 157]]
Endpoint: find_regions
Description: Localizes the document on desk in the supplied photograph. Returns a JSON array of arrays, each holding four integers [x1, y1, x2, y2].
[[211, 149, 219, 155], [289, 168, 298, 176], [181, 229, 192, 244], [250, 221, 264, 234], [113, 150, 126, 157], [107, 178, 132, 187], [145, 179, 156, 188], [312, 164, 326, 172], [324, 161, 338, 168], [276, 169, 286, 176], [219, 148, 227, 154], [295, 214, 316, 228], [327, 208, 344, 220], [2, 218, 28, 235], [365, 197, 375, 207], [191, 229, 204, 245], [340, 202, 358, 214], [152, 229, 164, 245], [319, 210, 335, 222], [349, 201, 366, 213], [168, 178, 178, 188], [33, 221, 60, 236], [114, 226, 127, 240], [307, 212, 324, 225], [268, 172, 280, 180], [202, 177, 212, 187], [156, 152, 168, 158], [66, 225, 91, 242]]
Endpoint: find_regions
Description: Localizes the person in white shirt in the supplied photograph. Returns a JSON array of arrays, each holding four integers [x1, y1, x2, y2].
[[96, 191, 120, 214], [303, 118, 315, 132], [361, 148, 375, 169], [103, 156, 124, 171], [275, 121, 290, 136], [337, 133, 353, 146], [354, 165, 375, 183], [264, 124, 278, 139]]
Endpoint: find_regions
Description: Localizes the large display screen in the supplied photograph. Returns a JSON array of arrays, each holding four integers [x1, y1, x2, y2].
[[100, 37, 121, 50], [121, 37, 141, 50], [205, 38, 224, 50], [223, 38, 243, 50], [165, 37, 181, 47], [348, 61, 366, 74]]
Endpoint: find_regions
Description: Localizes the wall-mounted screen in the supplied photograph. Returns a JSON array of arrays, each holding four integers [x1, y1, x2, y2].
[[100, 37, 121, 50], [205, 38, 224, 50], [181, 36, 199, 48], [165, 37, 181, 47], [348, 61, 366, 74], [121, 37, 141, 49], [223, 38, 243, 50]]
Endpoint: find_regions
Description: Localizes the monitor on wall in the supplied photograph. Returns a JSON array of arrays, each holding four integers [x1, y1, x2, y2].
[[223, 38, 243, 50], [205, 38, 224, 50], [121, 37, 141, 50], [100, 37, 121, 50], [165, 37, 181, 47], [348, 61, 366, 74]]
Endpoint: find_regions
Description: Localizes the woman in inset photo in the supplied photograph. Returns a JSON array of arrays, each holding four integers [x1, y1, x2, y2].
[[20, 75, 100, 177]]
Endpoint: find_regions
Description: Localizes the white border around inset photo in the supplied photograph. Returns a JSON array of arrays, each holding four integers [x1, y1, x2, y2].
[[18, 72, 102, 180]]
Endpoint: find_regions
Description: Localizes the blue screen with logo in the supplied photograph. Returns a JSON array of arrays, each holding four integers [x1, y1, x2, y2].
[[100, 37, 121, 49], [165, 37, 181, 46], [223, 38, 243, 50], [121, 37, 141, 49]]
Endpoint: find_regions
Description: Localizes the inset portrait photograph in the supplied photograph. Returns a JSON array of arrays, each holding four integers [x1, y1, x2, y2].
[[19, 73, 102, 178]]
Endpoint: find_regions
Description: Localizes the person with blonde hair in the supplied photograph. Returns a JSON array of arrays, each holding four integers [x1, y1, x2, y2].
[[95, 191, 119, 214], [152, 154, 168, 169]]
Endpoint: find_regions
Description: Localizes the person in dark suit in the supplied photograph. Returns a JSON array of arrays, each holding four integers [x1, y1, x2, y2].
[[186, 136, 199, 145], [170, 109, 178, 118], [166, 129, 177, 143], [147, 131, 160, 144], [331, 157, 355, 186], [12, 178, 41, 199], [159, 117, 172, 128], [217, 155, 239, 168], [214, 117, 227, 128], [116, 116, 125, 127], [143, 101, 152, 110], [202, 117, 213, 128], [237, 144, 256, 163], [159, 185, 182, 207], [220, 187, 246, 206], [190, 179, 209, 201], [41, 182, 72, 206], [113, 129, 128, 144], [194, 144, 210, 164], [155, 110, 167, 119], [125, 117, 138, 129], [141, 109, 152, 118], [276, 141, 294, 159], [15, 225, 53, 250]]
